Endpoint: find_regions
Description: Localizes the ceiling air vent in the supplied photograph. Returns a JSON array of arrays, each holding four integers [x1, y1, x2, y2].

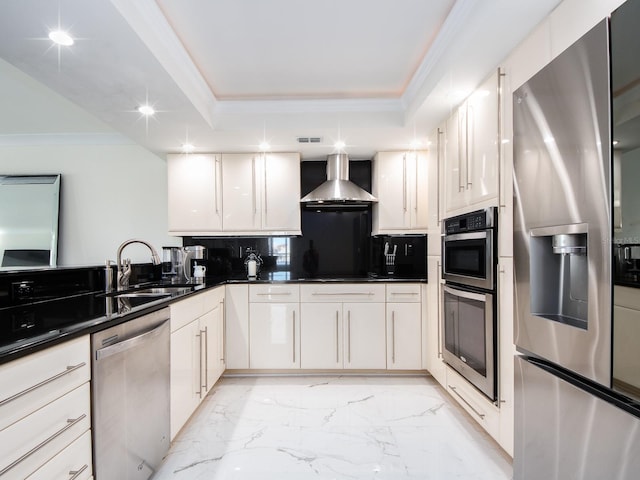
[[297, 136, 322, 143]]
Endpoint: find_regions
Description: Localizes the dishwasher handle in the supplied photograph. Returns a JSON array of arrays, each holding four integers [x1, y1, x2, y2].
[[96, 321, 168, 361]]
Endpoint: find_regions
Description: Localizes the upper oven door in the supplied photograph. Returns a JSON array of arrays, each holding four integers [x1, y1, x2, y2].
[[442, 231, 494, 290]]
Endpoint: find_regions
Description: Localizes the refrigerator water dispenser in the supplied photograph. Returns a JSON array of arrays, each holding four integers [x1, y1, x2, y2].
[[530, 227, 588, 329]]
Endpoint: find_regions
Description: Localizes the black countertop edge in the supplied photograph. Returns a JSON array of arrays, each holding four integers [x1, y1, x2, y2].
[[0, 276, 427, 365], [227, 276, 428, 284], [614, 280, 640, 289]]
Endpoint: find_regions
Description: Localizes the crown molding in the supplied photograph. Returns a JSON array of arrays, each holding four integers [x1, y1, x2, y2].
[[401, 0, 477, 121], [109, 0, 217, 128], [214, 97, 404, 115]]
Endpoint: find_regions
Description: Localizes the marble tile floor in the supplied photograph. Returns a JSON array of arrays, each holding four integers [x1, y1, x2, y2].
[[153, 375, 513, 480]]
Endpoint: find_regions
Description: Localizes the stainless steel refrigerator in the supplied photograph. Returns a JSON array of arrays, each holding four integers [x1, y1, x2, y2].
[[513, 6, 640, 479]]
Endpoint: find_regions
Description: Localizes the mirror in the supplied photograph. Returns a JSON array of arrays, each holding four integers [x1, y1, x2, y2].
[[0, 174, 61, 268]]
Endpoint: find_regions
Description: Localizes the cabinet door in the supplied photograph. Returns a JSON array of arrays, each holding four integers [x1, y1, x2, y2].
[[300, 303, 342, 369], [170, 319, 200, 440], [387, 303, 422, 370], [225, 285, 249, 369], [426, 257, 446, 385], [427, 126, 445, 239], [373, 152, 410, 232], [444, 106, 467, 214], [249, 303, 300, 369], [263, 153, 301, 233], [221, 153, 261, 232], [343, 303, 386, 369], [411, 150, 429, 231], [167, 153, 222, 233], [467, 71, 499, 206], [200, 307, 222, 395]]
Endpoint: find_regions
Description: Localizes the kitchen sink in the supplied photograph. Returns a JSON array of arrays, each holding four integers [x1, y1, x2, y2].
[[104, 286, 193, 298]]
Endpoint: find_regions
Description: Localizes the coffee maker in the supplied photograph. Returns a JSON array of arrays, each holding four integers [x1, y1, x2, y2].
[[162, 245, 207, 283]]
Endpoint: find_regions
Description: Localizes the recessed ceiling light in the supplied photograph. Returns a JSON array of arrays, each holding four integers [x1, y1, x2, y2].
[[334, 140, 346, 150], [137, 105, 155, 116], [181, 143, 195, 153], [49, 30, 74, 46], [410, 140, 422, 149], [259, 141, 270, 151], [613, 140, 619, 146]]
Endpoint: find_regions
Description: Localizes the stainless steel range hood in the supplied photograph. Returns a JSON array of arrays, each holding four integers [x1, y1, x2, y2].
[[300, 153, 377, 208]]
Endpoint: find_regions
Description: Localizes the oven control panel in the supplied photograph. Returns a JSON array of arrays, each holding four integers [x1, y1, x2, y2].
[[444, 207, 496, 234]]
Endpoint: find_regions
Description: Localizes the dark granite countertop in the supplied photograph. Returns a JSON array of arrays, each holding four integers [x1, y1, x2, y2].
[[0, 273, 427, 365]]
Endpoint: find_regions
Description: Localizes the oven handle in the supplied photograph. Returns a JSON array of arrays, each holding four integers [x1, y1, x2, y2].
[[443, 231, 488, 242], [443, 285, 487, 302]]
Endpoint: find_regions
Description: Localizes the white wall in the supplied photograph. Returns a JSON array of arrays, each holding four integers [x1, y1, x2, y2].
[[0, 58, 180, 266], [0, 144, 181, 266]]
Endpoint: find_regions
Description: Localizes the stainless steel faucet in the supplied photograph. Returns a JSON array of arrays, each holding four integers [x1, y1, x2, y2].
[[116, 239, 161, 291]]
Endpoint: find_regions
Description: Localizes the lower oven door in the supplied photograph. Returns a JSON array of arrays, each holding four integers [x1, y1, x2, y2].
[[442, 284, 496, 401]]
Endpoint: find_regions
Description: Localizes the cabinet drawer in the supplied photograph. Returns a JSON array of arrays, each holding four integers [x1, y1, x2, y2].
[[300, 284, 385, 303], [26, 430, 92, 480], [170, 294, 204, 332], [249, 284, 300, 303], [386, 284, 421, 302], [445, 366, 500, 441], [0, 383, 91, 479], [199, 286, 225, 314], [0, 336, 90, 431]]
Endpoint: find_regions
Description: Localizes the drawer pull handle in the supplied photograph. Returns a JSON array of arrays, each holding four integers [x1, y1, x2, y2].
[[0, 362, 86, 406], [449, 385, 485, 419], [256, 292, 292, 296], [390, 292, 419, 296], [311, 292, 374, 296], [0, 414, 87, 476], [69, 464, 89, 480]]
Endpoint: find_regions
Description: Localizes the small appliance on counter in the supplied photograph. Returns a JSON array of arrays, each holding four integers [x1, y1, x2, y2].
[[161, 245, 207, 283], [244, 248, 263, 279]]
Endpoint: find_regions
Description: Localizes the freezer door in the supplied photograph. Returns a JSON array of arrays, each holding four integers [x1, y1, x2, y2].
[[514, 356, 640, 480]]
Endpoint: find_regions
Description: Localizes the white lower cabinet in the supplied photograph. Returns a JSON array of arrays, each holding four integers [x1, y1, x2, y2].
[[343, 303, 386, 369], [231, 282, 424, 372], [170, 318, 201, 440], [300, 303, 343, 369], [300, 301, 387, 370], [386, 303, 422, 370], [300, 284, 387, 370], [446, 365, 500, 440], [249, 303, 301, 369], [225, 284, 250, 369], [386, 284, 422, 370], [0, 383, 91, 480], [170, 287, 225, 440], [249, 284, 301, 369], [26, 430, 92, 480], [0, 336, 92, 480], [426, 257, 446, 385]]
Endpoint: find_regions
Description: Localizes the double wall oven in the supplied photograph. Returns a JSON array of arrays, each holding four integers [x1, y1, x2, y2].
[[441, 207, 497, 401]]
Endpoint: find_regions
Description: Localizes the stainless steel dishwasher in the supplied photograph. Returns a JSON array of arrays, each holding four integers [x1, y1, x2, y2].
[[91, 307, 170, 480]]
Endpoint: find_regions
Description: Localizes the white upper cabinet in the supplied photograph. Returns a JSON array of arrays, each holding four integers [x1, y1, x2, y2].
[[221, 153, 261, 232], [262, 152, 301, 233], [443, 70, 501, 215], [167, 153, 222, 234], [167, 152, 301, 236], [372, 150, 430, 234]]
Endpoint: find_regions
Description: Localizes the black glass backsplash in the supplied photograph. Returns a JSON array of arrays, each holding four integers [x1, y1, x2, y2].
[[184, 159, 427, 279]]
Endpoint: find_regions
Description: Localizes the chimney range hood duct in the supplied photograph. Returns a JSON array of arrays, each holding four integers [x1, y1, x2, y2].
[[300, 153, 377, 208]]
